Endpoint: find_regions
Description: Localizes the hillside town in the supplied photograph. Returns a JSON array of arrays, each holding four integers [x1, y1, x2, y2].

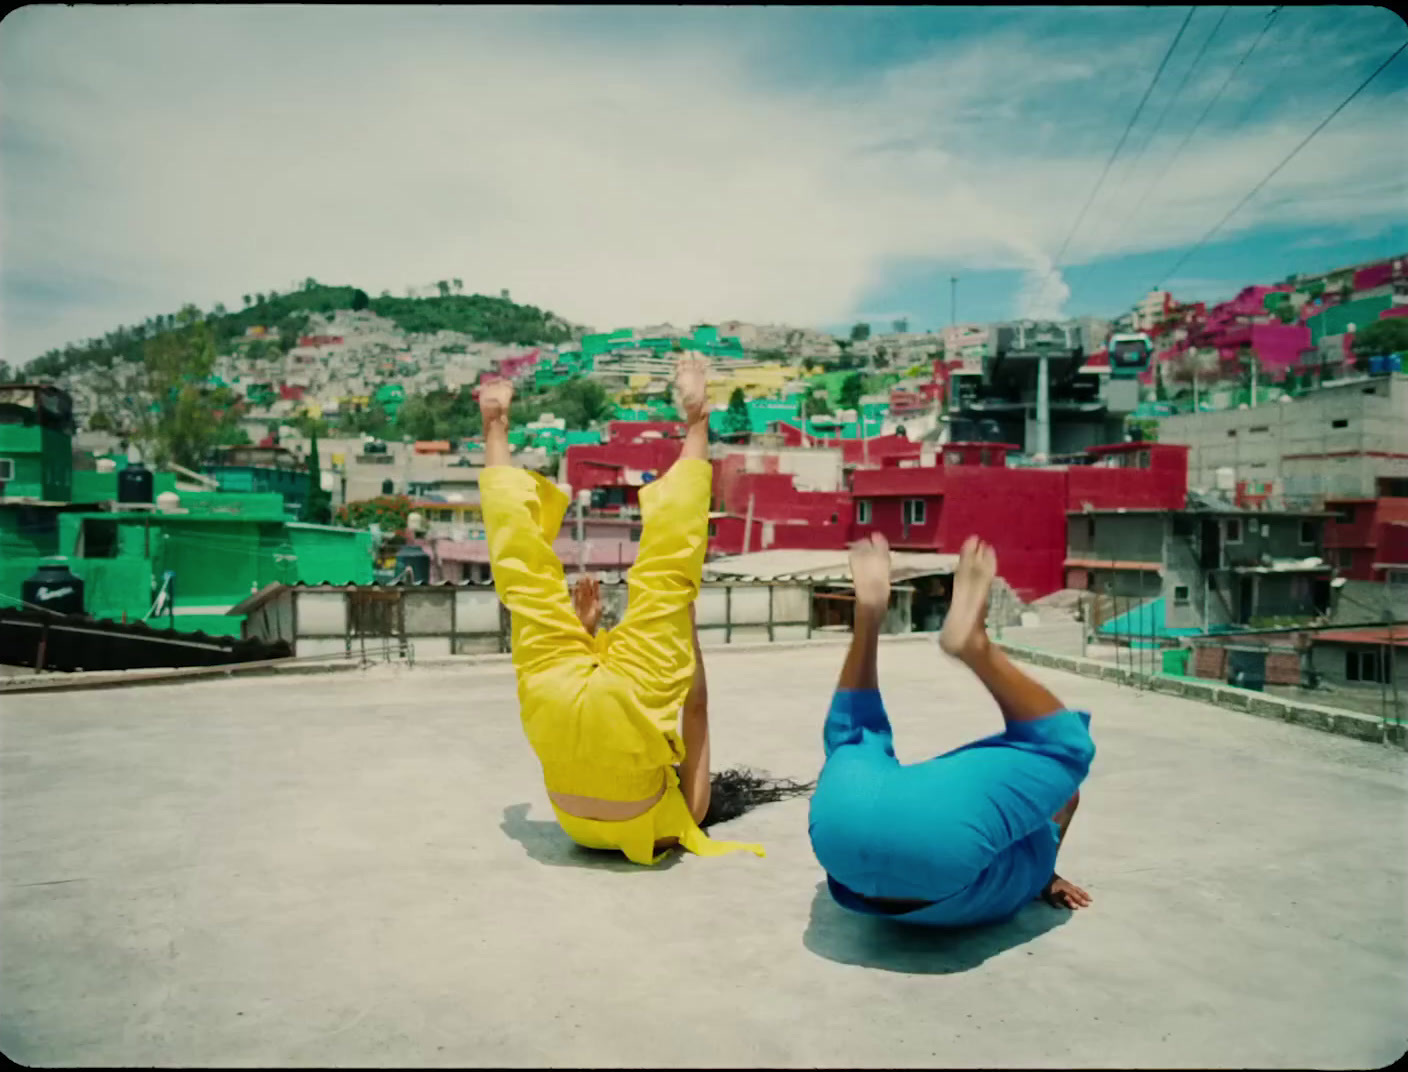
[[1, 250, 1405, 719]]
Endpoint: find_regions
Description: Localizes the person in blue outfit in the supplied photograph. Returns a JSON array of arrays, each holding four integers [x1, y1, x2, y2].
[[809, 532, 1094, 927]]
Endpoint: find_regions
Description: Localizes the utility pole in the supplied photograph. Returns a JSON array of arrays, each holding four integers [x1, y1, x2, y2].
[[742, 493, 755, 555]]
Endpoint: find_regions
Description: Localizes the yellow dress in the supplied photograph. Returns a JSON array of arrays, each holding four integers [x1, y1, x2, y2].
[[480, 457, 764, 866]]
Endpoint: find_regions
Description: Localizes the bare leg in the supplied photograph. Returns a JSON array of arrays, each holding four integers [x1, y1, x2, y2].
[[838, 533, 890, 692], [943, 536, 1092, 909], [940, 536, 1065, 724], [676, 352, 710, 463], [481, 380, 513, 469], [678, 605, 712, 824]]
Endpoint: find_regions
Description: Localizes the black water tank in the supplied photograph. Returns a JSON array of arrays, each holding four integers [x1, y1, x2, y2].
[[394, 546, 431, 585], [22, 558, 86, 615], [118, 461, 154, 504]]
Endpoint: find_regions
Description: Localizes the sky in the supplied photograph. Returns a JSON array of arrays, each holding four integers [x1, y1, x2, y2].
[[2, 4, 1406, 365]]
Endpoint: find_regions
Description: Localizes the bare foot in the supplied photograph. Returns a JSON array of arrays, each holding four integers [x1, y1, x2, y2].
[[572, 573, 602, 635], [939, 535, 995, 660], [849, 533, 891, 623], [479, 379, 514, 426], [674, 354, 710, 426]]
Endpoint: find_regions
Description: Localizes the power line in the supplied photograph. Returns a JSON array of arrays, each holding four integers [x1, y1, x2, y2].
[[1071, 6, 1232, 289], [1047, 6, 1198, 277], [1154, 38, 1408, 289], [1119, 6, 1282, 252]]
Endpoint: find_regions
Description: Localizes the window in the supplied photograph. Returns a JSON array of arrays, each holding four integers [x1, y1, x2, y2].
[[1225, 518, 1243, 544], [945, 451, 963, 466], [1227, 430, 1238, 438], [1345, 648, 1390, 685], [856, 500, 872, 525], [903, 499, 927, 526], [1249, 425, 1270, 434], [81, 519, 120, 559], [1173, 585, 1190, 605], [1300, 520, 1315, 545], [1331, 419, 1348, 429], [708, 522, 717, 538], [1137, 449, 1151, 469], [0, 458, 13, 481], [1086, 516, 1096, 543]]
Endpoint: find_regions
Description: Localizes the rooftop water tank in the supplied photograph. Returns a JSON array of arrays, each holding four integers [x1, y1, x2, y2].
[[22, 557, 85, 616], [118, 461, 154, 504], [95, 457, 117, 473], [394, 545, 431, 585], [157, 491, 181, 512]]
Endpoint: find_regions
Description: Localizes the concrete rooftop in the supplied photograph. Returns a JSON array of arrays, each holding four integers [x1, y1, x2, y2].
[[2, 638, 1406, 1068]]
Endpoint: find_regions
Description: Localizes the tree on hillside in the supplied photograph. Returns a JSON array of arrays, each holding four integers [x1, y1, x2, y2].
[[839, 371, 865, 410], [255, 293, 265, 306], [892, 318, 909, 334], [1352, 318, 1408, 369], [301, 429, 333, 524], [303, 277, 318, 291], [242, 294, 252, 308], [437, 280, 451, 298], [850, 322, 871, 343], [351, 288, 370, 311], [335, 494, 413, 534], [552, 378, 612, 429], [452, 278, 464, 295], [724, 387, 750, 437], [89, 304, 244, 468], [0, 359, 12, 383]]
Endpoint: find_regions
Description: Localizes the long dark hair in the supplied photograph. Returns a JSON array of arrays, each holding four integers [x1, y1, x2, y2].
[[702, 767, 816, 829]]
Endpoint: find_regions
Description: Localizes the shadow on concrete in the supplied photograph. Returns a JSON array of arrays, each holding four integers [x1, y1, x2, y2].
[[499, 803, 685, 872], [802, 881, 1070, 974]]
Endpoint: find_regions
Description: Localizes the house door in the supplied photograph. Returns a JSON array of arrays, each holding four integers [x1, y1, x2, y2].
[[1236, 575, 1254, 625], [1199, 520, 1221, 570], [1227, 648, 1266, 691]]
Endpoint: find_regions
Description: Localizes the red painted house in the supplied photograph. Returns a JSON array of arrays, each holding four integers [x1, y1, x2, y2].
[[606, 420, 685, 444], [771, 424, 923, 468], [851, 441, 1189, 600], [1322, 497, 1408, 580]]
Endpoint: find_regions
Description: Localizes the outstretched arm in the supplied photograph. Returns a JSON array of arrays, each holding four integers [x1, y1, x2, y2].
[[1042, 791, 1092, 909], [679, 603, 712, 825]]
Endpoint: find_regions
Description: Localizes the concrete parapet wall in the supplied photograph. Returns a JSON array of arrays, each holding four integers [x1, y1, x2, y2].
[[998, 641, 1404, 749]]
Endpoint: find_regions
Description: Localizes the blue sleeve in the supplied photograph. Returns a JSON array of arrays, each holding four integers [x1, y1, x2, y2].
[[823, 688, 895, 759]]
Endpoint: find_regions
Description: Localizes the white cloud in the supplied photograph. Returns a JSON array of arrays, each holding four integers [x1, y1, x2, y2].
[[1, 5, 1405, 362]]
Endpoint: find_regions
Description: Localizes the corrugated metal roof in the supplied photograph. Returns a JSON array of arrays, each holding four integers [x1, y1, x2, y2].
[[1311, 628, 1408, 648], [703, 548, 958, 582]]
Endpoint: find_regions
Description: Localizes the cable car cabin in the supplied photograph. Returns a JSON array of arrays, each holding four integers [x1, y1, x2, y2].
[[1107, 333, 1154, 380]]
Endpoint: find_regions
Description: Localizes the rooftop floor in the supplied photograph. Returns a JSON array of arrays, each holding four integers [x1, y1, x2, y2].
[[2, 638, 1405, 1068]]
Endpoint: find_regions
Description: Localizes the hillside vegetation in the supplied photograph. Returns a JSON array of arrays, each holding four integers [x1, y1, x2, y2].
[[21, 280, 575, 379]]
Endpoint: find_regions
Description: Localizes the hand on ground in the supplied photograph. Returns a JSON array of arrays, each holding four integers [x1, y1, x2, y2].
[[1042, 875, 1092, 910], [848, 532, 891, 616], [674, 354, 711, 424], [479, 379, 514, 423]]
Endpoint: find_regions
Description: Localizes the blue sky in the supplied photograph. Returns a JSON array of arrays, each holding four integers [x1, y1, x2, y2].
[[1, 5, 1405, 363]]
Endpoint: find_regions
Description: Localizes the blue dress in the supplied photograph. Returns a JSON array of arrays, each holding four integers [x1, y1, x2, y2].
[[808, 688, 1094, 927]]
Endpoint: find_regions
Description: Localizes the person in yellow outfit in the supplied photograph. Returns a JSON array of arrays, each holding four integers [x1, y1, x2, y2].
[[477, 356, 765, 866]]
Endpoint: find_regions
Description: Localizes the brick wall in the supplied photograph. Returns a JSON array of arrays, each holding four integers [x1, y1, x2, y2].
[[1194, 645, 1227, 680]]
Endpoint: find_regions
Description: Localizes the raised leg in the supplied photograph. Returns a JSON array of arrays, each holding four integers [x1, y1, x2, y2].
[[603, 357, 713, 712], [941, 535, 1094, 909], [941, 535, 1066, 724], [478, 379, 593, 677]]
